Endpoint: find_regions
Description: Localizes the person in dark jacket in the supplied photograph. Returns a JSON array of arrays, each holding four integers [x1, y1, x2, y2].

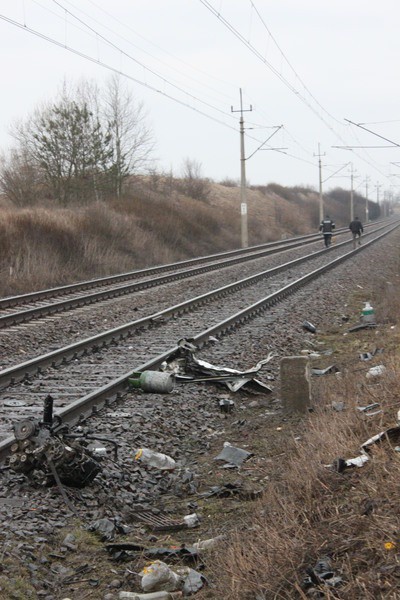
[[349, 216, 363, 249], [319, 215, 335, 247]]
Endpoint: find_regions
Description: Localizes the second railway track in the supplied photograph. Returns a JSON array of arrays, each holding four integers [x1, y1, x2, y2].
[[0, 221, 383, 329], [0, 220, 398, 459]]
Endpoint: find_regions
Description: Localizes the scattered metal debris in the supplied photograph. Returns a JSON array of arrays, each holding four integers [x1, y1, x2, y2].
[[348, 322, 376, 332], [161, 338, 273, 393], [302, 321, 316, 333], [311, 365, 340, 376], [219, 398, 235, 413], [199, 481, 262, 500], [106, 542, 201, 564], [303, 556, 343, 594], [362, 425, 400, 451], [88, 517, 128, 542], [331, 425, 400, 473], [214, 442, 252, 467], [331, 401, 345, 412], [359, 348, 384, 361], [4, 399, 27, 407], [129, 508, 196, 532], [348, 302, 377, 333], [356, 402, 380, 413], [180, 567, 206, 595]]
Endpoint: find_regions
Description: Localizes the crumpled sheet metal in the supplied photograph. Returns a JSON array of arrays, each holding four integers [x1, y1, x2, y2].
[[214, 443, 253, 467], [333, 425, 400, 472], [311, 365, 340, 376], [162, 338, 274, 393]]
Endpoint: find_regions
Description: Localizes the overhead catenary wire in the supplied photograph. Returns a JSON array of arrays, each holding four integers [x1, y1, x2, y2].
[[199, 0, 397, 186], [50, 0, 236, 122], [15, 1, 285, 156], [0, 13, 239, 134], [249, 0, 342, 126], [199, 0, 348, 145], [53, 0, 237, 105], [83, 0, 238, 95]]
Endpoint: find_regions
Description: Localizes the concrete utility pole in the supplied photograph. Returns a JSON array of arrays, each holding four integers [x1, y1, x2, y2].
[[314, 143, 326, 223], [383, 191, 388, 217], [231, 88, 252, 248], [350, 163, 355, 222], [365, 175, 370, 224], [375, 181, 382, 209]]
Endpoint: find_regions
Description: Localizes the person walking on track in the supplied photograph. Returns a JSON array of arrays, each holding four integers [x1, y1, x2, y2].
[[349, 216, 363, 249], [319, 215, 335, 248]]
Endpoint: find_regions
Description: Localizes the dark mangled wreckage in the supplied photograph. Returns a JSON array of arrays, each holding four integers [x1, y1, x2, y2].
[[8, 395, 104, 488]]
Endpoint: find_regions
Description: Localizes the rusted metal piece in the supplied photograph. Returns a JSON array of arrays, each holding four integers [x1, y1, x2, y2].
[[130, 509, 188, 532]]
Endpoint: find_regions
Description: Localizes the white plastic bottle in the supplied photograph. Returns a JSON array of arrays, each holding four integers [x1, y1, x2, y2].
[[134, 448, 176, 471], [361, 302, 375, 324]]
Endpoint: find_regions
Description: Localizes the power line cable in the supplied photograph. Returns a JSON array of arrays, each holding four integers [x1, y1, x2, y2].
[[199, 0, 347, 144], [249, 0, 342, 126], [0, 13, 239, 133], [48, 2, 286, 156], [86, 0, 238, 91], [58, 0, 237, 104], [199, 0, 393, 186], [50, 0, 236, 122]]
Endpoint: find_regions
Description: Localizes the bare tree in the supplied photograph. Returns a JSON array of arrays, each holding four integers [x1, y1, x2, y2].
[[2, 77, 155, 205], [0, 148, 43, 206], [103, 75, 155, 198], [181, 158, 211, 201]]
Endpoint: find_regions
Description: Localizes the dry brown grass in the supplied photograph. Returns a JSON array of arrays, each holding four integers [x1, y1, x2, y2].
[[204, 361, 400, 599], [0, 179, 322, 297], [202, 268, 400, 599]]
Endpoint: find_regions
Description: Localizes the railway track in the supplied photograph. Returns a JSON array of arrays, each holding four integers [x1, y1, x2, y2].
[[0, 219, 398, 461], [0, 222, 380, 328]]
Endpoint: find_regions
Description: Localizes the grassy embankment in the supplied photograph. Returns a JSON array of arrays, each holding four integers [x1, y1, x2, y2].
[[0, 178, 325, 298]]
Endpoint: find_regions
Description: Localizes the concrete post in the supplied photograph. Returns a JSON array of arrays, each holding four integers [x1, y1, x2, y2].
[[280, 356, 311, 413]]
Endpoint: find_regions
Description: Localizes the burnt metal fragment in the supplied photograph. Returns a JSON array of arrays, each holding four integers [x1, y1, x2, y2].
[[8, 394, 107, 488]]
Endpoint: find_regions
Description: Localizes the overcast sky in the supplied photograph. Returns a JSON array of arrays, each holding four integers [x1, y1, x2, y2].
[[1, 0, 400, 198]]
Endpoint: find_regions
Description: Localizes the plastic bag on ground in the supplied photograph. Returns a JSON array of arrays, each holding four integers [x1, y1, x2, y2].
[[140, 561, 182, 592]]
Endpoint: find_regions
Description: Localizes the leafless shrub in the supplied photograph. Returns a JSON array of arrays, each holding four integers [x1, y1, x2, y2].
[[0, 149, 44, 206], [180, 158, 211, 201], [219, 177, 239, 188]]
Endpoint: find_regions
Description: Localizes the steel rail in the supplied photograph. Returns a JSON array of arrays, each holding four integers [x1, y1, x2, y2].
[[0, 221, 381, 311], [0, 221, 390, 329], [0, 221, 397, 463], [0, 221, 395, 390]]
